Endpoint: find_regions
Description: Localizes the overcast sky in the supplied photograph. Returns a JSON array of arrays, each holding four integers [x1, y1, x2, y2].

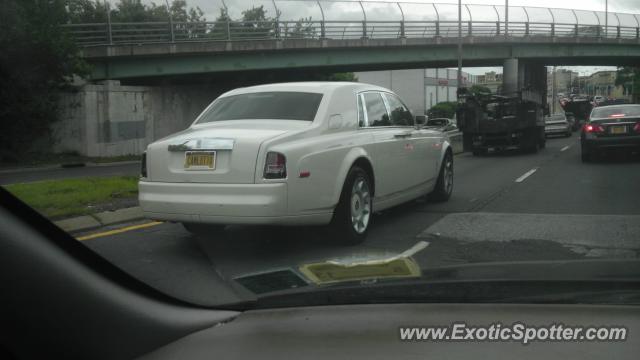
[[136, 0, 639, 75]]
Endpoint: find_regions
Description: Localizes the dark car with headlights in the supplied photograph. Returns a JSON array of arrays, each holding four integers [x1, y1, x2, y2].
[[581, 104, 640, 162]]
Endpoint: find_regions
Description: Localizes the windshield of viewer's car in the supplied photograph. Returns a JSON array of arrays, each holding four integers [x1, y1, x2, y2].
[[1, 0, 640, 311], [196, 92, 323, 123]]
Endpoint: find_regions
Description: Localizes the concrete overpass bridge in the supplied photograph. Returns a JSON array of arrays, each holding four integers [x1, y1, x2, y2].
[[65, 2, 640, 81], [52, 2, 640, 158]]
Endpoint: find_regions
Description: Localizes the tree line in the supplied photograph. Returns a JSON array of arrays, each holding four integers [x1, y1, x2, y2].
[[65, 1, 316, 40], [0, 1, 352, 162], [66, 0, 205, 23]]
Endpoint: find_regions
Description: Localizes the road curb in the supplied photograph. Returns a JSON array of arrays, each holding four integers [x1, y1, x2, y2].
[[55, 206, 145, 233]]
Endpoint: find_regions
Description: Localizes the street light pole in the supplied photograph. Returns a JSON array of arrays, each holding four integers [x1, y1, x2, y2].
[[165, 0, 175, 42], [457, 0, 462, 90], [605, 0, 608, 37], [552, 66, 557, 114], [505, 0, 508, 36]]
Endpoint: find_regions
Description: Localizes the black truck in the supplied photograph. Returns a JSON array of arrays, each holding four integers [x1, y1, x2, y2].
[[456, 88, 546, 155], [560, 97, 593, 131]]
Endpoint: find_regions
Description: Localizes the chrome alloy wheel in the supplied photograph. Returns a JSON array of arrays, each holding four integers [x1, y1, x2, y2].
[[443, 157, 453, 195], [350, 177, 371, 234]]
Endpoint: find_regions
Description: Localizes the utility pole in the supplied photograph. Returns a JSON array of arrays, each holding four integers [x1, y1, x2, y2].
[[552, 66, 557, 114], [505, 0, 508, 36], [457, 0, 462, 91], [165, 0, 174, 42], [569, 71, 572, 95], [605, 0, 608, 37], [631, 69, 635, 103]]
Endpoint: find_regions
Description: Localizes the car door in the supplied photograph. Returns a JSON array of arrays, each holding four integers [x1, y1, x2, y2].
[[382, 92, 440, 188], [359, 91, 416, 198]]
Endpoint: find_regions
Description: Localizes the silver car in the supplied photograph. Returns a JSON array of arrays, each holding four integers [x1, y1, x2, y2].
[[545, 114, 572, 137]]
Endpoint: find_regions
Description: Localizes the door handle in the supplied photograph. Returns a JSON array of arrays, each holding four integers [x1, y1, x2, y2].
[[394, 132, 413, 138]]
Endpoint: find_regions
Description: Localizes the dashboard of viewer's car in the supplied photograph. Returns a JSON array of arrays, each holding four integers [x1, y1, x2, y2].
[[142, 303, 640, 360]]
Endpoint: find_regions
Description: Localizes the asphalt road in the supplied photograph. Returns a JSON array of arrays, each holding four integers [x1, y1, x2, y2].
[[80, 135, 640, 306], [0, 162, 141, 185]]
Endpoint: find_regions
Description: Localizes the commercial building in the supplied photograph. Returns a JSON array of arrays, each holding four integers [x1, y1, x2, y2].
[[355, 68, 478, 115], [583, 71, 629, 100], [475, 71, 503, 93], [547, 68, 579, 98]]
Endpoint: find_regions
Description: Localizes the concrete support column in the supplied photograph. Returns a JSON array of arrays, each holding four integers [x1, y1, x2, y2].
[[502, 58, 519, 95]]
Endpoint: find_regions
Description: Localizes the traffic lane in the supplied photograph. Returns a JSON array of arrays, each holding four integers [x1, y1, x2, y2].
[[81, 221, 246, 306], [420, 134, 577, 214], [199, 135, 585, 279], [420, 135, 640, 263], [193, 205, 447, 283], [420, 212, 640, 258], [0, 162, 140, 185], [482, 136, 640, 214], [78, 144, 578, 305]]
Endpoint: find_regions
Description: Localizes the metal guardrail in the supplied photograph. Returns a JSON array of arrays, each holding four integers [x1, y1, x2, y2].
[[62, 19, 640, 46], [61, 1, 640, 46]]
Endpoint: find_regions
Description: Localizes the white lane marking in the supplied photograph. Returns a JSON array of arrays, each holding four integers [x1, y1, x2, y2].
[[560, 145, 570, 152], [515, 168, 538, 183]]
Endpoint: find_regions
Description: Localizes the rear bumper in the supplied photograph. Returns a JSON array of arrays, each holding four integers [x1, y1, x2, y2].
[[471, 132, 523, 149], [139, 181, 332, 225], [582, 135, 640, 151], [545, 126, 570, 135]]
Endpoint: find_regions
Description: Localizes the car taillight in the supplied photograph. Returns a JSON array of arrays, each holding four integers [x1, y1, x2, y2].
[[634, 122, 640, 133], [264, 152, 286, 179], [584, 124, 605, 133], [140, 152, 147, 178]]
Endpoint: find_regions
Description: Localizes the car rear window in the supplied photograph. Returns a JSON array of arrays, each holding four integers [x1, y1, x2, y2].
[[591, 105, 640, 119], [197, 92, 323, 123]]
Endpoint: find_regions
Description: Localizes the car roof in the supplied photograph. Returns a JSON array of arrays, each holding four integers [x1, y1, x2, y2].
[[221, 82, 390, 97]]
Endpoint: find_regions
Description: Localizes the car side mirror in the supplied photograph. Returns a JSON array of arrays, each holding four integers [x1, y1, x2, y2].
[[415, 115, 426, 129]]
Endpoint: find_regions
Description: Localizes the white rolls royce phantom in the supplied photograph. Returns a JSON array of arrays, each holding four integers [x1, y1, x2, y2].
[[139, 82, 453, 244]]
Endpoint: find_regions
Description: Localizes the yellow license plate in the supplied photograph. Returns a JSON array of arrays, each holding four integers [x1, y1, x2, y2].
[[184, 151, 216, 169], [611, 126, 627, 134]]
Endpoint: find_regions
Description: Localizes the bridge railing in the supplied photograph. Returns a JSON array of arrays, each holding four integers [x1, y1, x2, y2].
[[62, 19, 640, 46]]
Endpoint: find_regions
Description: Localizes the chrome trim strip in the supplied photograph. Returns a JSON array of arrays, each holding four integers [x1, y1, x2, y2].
[[168, 138, 235, 151]]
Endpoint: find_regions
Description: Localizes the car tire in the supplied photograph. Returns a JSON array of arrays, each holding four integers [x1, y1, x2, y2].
[[566, 131, 572, 137], [182, 222, 225, 237], [330, 166, 372, 245], [429, 151, 454, 202]]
